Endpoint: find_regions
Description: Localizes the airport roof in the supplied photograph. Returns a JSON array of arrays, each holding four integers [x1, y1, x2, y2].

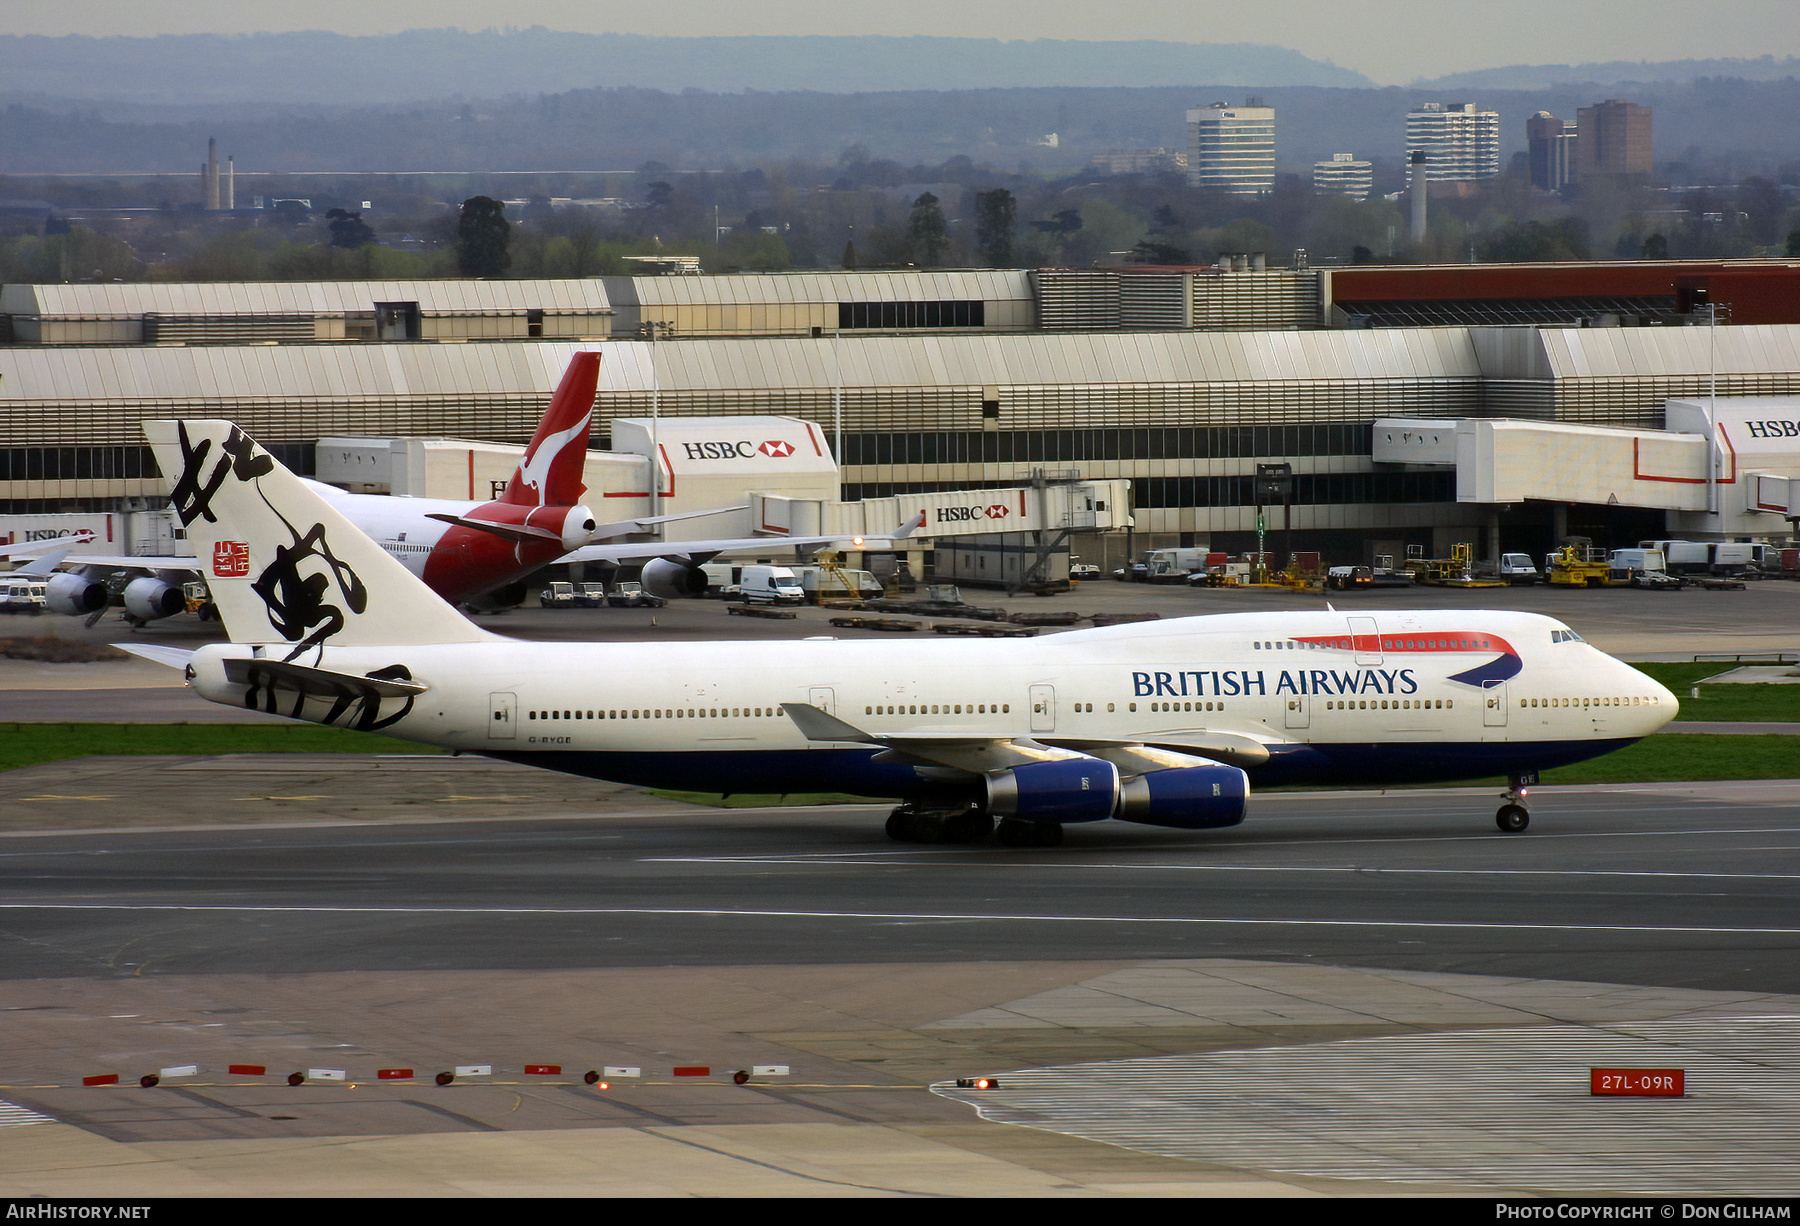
[[604, 270, 1031, 307], [0, 280, 615, 319], [6, 326, 1800, 409]]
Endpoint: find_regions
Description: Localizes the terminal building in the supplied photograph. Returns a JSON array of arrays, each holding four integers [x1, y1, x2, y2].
[[2, 267, 1798, 575]]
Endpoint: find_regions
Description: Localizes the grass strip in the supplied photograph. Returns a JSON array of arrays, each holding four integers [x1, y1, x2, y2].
[[1626, 662, 1800, 722], [0, 723, 433, 773]]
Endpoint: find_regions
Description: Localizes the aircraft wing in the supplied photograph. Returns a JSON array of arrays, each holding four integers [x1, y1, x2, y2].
[[567, 533, 897, 567], [26, 553, 200, 572], [780, 704, 1275, 775], [779, 702, 1083, 773], [10, 549, 75, 577], [590, 505, 747, 541], [0, 534, 94, 558]]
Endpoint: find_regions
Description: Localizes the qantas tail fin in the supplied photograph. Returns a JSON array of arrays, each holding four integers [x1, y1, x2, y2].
[[498, 351, 600, 508], [143, 420, 489, 657]]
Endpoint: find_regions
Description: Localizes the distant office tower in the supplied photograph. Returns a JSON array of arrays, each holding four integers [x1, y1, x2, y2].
[[1575, 99, 1653, 180], [1406, 102, 1501, 181], [1314, 153, 1372, 201], [1187, 100, 1276, 194], [1526, 112, 1579, 191], [1089, 148, 1187, 175]]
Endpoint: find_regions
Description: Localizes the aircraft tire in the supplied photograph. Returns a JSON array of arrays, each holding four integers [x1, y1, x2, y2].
[[1496, 804, 1529, 833], [997, 819, 1063, 848], [944, 810, 995, 843]]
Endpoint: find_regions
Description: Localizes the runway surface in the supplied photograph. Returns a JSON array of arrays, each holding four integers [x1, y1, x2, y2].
[[3, 769, 1799, 990], [1, 765, 1797, 1195]]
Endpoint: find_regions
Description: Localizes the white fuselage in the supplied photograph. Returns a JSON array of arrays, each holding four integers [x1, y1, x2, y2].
[[303, 481, 463, 579], [186, 608, 1676, 796]]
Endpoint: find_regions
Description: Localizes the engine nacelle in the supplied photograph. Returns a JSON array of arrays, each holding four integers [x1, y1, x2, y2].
[[639, 558, 710, 600], [985, 758, 1120, 824], [1117, 764, 1250, 829], [560, 504, 598, 553], [122, 576, 185, 622], [45, 571, 108, 616]]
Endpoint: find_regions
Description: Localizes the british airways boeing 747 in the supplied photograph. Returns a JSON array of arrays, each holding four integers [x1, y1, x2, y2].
[[123, 419, 1678, 846]]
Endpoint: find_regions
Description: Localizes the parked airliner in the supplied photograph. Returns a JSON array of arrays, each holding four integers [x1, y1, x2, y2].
[[21, 353, 862, 625], [124, 419, 1679, 844]]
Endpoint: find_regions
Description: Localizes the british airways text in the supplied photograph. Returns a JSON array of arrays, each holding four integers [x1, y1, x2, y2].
[[1132, 668, 1421, 697]]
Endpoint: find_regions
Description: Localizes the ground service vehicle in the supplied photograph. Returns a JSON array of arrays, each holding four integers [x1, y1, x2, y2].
[[739, 565, 806, 605]]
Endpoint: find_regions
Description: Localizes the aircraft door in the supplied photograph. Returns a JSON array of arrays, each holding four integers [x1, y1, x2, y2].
[[1284, 692, 1310, 730], [1030, 684, 1055, 732], [489, 692, 516, 740], [808, 686, 836, 716], [1483, 680, 1508, 727], [1349, 616, 1382, 666]]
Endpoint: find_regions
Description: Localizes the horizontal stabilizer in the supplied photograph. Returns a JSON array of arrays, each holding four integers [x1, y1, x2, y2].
[[223, 657, 430, 698], [423, 512, 563, 543], [116, 643, 196, 671]]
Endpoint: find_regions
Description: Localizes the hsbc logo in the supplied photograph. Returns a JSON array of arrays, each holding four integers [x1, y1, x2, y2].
[[935, 504, 1012, 523], [681, 440, 799, 460], [213, 540, 250, 577]]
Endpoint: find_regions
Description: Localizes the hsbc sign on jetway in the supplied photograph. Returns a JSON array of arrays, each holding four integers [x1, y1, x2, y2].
[[934, 494, 1026, 525], [890, 481, 1132, 538], [680, 439, 800, 461]]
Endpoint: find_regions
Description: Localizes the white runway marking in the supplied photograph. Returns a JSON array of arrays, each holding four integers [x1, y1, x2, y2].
[[644, 856, 1800, 881], [0, 1099, 53, 1128], [3, 902, 1799, 936], [934, 1017, 1800, 1196]]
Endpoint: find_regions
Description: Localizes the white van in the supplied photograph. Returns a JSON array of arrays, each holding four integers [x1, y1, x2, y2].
[[792, 565, 883, 600], [738, 565, 805, 605]]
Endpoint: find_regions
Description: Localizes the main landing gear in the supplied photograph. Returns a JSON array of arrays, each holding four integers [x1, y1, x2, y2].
[[885, 803, 996, 845], [1496, 774, 1535, 833]]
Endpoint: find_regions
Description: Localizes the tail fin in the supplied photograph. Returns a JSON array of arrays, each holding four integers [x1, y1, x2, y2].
[[499, 351, 600, 507], [143, 420, 489, 657], [892, 510, 928, 540]]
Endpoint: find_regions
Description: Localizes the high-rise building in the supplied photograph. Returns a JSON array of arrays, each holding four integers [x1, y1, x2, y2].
[[1313, 153, 1372, 201], [1525, 112, 1578, 191], [1405, 102, 1501, 181], [1187, 100, 1276, 194], [1575, 99, 1653, 180]]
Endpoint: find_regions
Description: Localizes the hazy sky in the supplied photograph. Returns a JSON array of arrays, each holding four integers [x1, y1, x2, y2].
[[10, 0, 1798, 85]]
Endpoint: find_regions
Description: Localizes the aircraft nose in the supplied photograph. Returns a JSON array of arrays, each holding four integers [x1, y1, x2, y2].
[[1624, 660, 1679, 733]]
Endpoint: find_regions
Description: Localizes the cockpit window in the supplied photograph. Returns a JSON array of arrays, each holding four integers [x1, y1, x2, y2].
[[1550, 628, 1586, 644]]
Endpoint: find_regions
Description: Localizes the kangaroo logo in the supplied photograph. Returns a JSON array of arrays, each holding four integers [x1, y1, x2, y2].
[[514, 412, 592, 505]]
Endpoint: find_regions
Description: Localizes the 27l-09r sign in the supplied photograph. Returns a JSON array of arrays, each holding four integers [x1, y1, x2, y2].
[[1590, 1067, 1684, 1096]]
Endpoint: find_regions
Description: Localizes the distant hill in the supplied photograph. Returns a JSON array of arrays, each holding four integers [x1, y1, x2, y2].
[[1416, 56, 1800, 90], [0, 29, 1373, 105]]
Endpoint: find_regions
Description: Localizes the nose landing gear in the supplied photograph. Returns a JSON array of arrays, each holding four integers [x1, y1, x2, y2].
[[1496, 773, 1536, 832]]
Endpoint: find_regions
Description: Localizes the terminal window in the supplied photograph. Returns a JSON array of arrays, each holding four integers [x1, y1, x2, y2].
[[838, 300, 985, 329]]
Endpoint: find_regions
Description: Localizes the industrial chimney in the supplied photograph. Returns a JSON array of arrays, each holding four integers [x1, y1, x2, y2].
[[1408, 151, 1428, 245], [204, 138, 221, 211]]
